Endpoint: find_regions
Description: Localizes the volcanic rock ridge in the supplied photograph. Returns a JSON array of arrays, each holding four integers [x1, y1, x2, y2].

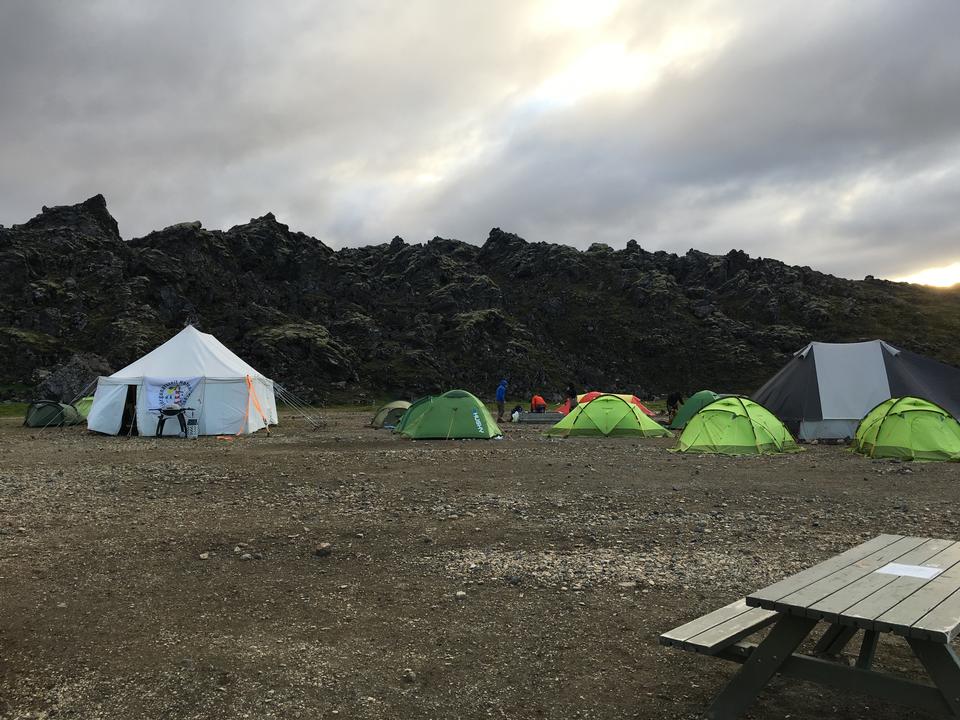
[[2, 195, 958, 403]]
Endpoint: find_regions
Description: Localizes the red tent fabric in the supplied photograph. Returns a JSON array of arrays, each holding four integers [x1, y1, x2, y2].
[[555, 392, 655, 417]]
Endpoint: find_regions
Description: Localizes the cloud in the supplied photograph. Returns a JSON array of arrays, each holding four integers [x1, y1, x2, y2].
[[1, 0, 959, 279]]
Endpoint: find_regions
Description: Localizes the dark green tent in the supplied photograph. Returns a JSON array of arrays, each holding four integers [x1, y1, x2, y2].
[[395, 390, 501, 439], [669, 390, 720, 429], [24, 401, 84, 428]]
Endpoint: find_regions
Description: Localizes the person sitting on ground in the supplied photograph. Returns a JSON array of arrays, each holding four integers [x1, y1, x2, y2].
[[530, 394, 547, 413], [496, 378, 508, 422]]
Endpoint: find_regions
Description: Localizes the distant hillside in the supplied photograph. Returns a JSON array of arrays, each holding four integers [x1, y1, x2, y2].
[[2, 194, 958, 403]]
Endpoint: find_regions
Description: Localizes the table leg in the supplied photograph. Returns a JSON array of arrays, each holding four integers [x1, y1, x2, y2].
[[855, 630, 878, 670], [707, 614, 818, 720], [813, 624, 858, 658], [907, 639, 960, 717]]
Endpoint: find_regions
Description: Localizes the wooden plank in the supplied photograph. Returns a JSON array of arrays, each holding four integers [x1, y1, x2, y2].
[[682, 607, 778, 655], [659, 598, 753, 646], [911, 588, 960, 643], [748, 534, 903, 608], [772, 536, 929, 613], [805, 539, 958, 623], [838, 542, 960, 630], [875, 560, 960, 638]]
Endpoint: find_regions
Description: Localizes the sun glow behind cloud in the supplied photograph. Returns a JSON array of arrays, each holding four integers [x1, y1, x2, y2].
[[530, 24, 736, 107], [894, 261, 960, 287]]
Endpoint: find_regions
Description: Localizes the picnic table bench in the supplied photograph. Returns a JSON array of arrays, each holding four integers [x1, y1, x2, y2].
[[660, 534, 960, 718]]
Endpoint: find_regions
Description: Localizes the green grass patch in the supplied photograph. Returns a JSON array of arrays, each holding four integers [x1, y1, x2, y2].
[[0, 402, 28, 418]]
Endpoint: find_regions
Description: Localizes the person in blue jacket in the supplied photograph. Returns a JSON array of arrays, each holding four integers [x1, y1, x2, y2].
[[495, 379, 508, 422]]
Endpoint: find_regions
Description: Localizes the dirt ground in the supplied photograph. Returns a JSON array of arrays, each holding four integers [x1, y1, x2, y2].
[[1, 410, 959, 720]]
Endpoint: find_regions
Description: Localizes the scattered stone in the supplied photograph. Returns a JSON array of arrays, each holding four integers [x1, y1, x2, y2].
[[618, 581, 637, 589], [455, 590, 467, 599], [199, 552, 210, 560], [401, 668, 417, 683], [315, 542, 333, 557], [240, 553, 253, 561]]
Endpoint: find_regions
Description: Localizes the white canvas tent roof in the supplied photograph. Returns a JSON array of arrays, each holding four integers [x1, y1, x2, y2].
[[110, 325, 265, 380], [87, 325, 277, 436]]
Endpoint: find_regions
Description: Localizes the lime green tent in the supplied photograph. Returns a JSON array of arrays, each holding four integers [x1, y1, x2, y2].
[[853, 396, 960, 461], [370, 400, 411, 428], [545, 393, 671, 438], [675, 396, 800, 455], [23, 401, 84, 428], [669, 390, 720, 429], [75, 396, 94, 419], [395, 390, 501, 439]]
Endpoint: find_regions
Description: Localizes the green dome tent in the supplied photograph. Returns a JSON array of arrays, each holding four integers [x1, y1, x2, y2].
[[23, 401, 84, 428], [675, 396, 799, 455], [545, 393, 672, 438], [370, 400, 411, 428], [75, 396, 95, 419], [395, 390, 501, 440], [669, 390, 720, 429], [853, 396, 960, 461]]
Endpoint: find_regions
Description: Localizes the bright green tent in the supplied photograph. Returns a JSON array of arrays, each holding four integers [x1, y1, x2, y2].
[[75, 396, 94, 419], [675, 396, 799, 455], [669, 390, 720, 429], [23, 401, 84, 428], [370, 400, 410, 428], [395, 390, 501, 439], [853, 396, 960, 462], [545, 393, 671, 438]]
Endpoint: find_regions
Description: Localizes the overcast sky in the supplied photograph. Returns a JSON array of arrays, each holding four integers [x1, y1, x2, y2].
[[2, 0, 959, 283]]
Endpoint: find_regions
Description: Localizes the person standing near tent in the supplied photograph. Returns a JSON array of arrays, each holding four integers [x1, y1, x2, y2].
[[495, 379, 508, 422], [565, 383, 578, 413], [667, 391, 685, 422]]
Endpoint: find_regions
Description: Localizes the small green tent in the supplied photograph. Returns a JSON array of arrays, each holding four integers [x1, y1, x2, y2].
[[23, 401, 84, 428], [75, 396, 95, 419], [395, 390, 501, 440], [853, 396, 960, 461], [669, 390, 720, 429], [675, 396, 799, 455], [545, 394, 672, 438], [370, 400, 411, 428]]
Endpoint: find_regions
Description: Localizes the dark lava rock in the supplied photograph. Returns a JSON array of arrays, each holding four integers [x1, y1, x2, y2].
[[2, 194, 958, 402]]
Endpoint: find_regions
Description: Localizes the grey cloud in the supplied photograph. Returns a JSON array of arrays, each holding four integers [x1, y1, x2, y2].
[[1, 0, 959, 280]]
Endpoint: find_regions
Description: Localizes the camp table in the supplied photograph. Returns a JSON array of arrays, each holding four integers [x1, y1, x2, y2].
[[660, 534, 960, 718]]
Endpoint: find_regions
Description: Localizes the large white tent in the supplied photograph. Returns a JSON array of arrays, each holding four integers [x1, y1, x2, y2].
[[86, 325, 278, 436]]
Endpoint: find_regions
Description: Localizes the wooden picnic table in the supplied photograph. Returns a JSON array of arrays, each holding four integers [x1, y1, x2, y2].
[[661, 534, 960, 718]]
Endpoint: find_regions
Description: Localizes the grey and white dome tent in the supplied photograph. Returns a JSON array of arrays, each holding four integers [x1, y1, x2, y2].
[[86, 325, 278, 436], [752, 340, 960, 441]]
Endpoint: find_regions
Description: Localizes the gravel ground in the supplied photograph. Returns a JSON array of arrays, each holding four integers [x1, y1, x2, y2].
[[1, 410, 959, 719]]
